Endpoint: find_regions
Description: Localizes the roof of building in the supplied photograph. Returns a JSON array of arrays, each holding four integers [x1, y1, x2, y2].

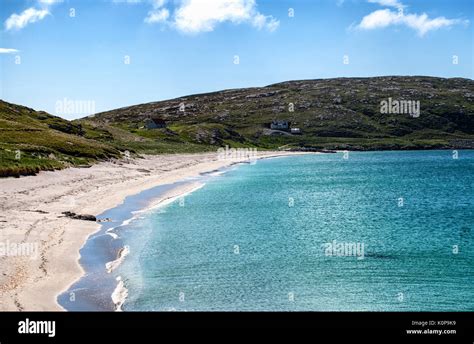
[[147, 118, 166, 125]]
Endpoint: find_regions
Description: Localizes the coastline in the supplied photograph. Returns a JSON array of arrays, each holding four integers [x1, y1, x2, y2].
[[0, 151, 311, 311], [59, 179, 212, 311]]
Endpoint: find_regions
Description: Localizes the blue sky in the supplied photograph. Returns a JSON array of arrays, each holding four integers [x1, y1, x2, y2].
[[0, 0, 472, 118]]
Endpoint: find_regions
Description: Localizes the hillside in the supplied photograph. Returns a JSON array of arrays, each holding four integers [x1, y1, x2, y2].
[[1, 76, 473, 177], [0, 100, 120, 177], [88, 76, 474, 151], [0, 100, 211, 177]]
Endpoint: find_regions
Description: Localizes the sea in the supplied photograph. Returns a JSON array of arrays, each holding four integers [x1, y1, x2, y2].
[[59, 150, 474, 311]]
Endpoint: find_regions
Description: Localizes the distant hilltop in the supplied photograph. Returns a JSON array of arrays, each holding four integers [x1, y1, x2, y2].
[[1, 76, 474, 177], [90, 76, 474, 149]]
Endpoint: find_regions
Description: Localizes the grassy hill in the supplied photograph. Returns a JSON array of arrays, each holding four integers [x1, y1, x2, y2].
[[0, 100, 119, 177], [0, 100, 210, 177], [89, 76, 474, 151], [1, 76, 473, 177]]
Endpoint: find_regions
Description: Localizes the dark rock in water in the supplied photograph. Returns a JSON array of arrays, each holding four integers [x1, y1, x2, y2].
[[62, 211, 96, 222]]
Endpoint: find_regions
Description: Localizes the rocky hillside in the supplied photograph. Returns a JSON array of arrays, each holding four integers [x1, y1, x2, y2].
[[1, 76, 473, 177], [88, 76, 474, 151], [0, 100, 209, 177]]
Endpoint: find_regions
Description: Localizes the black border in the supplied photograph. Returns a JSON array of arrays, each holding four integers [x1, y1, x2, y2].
[[0, 312, 472, 341]]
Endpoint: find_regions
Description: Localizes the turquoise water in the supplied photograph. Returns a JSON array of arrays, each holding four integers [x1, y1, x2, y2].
[[115, 151, 474, 311]]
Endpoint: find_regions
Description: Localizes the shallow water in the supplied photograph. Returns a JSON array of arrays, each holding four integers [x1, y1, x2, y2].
[[65, 151, 474, 311]]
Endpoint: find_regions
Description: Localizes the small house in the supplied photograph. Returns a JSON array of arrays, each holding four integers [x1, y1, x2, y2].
[[291, 128, 302, 135], [145, 118, 166, 129], [270, 120, 290, 131]]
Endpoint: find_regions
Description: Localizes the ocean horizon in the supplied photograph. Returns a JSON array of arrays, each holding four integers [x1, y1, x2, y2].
[[60, 150, 474, 312]]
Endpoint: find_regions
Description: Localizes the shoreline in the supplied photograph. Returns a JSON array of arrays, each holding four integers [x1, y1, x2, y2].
[[59, 179, 211, 311], [0, 151, 311, 311]]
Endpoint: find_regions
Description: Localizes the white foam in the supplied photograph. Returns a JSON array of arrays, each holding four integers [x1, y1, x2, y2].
[[119, 217, 135, 227], [104, 182, 208, 310], [103, 183, 207, 241], [132, 182, 206, 215], [111, 276, 128, 312], [103, 210, 144, 240], [105, 245, 130, 273], [106, 229, 119, 239], [207, 170, 226, 176]]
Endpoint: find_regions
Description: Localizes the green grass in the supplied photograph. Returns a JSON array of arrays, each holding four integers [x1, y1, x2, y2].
[[88, 76, 474, 153], [0, 101, 124, 177], [2, 76, 473, 177], [0, 100, 221, 177], [0, 147, 65, 177]]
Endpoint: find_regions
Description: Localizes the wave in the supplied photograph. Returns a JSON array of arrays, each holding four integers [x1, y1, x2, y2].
[[105, 182, 207, 310], [111, 276, 128, 312], [105, 245, 130, 273], [106, 228, 119, 239], [132, 182, 206, 215]]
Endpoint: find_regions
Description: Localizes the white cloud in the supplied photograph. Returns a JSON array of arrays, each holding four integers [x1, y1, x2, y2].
[[144, 0, 279, 34], [358, 9, 398, 29], [38, 0, 63, 4], [5, 0, 278, 34], [402, 12, 467, 36], [112, 0, 144, 3], [4, 0, 62, 31], [112, 0, 165, 6], [175, 0, 253, 33], [367, 0, 404, 9], [251, 12, 279, 32], [5, 8, 50, 31], [151, 0, 167, 8], [145, 8, 170, 24], [0, 48, 19, 54], [357, 1, 468, 36]]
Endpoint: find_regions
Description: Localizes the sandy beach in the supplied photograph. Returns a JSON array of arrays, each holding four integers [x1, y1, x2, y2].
[[0, 151, 307, 311]]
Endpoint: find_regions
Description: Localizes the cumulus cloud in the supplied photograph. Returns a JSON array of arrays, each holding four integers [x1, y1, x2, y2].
[[145, 0, 279, 34], [0, 48, 19, 54], [151, 0, 167, 7], [145, 8, 170, 24], [4, 0, 62, 31], [144, 0, 170, 23], [357, 1, 468, 36], [4, 8, 50, 31], [251, 12, 279, 32]]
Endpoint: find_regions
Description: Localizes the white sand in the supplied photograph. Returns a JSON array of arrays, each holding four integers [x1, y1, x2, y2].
[[0, 151, 310, 311]]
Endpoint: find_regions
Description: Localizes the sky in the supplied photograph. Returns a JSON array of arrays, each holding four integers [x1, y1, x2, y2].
[[0, 0, 473, 119]]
